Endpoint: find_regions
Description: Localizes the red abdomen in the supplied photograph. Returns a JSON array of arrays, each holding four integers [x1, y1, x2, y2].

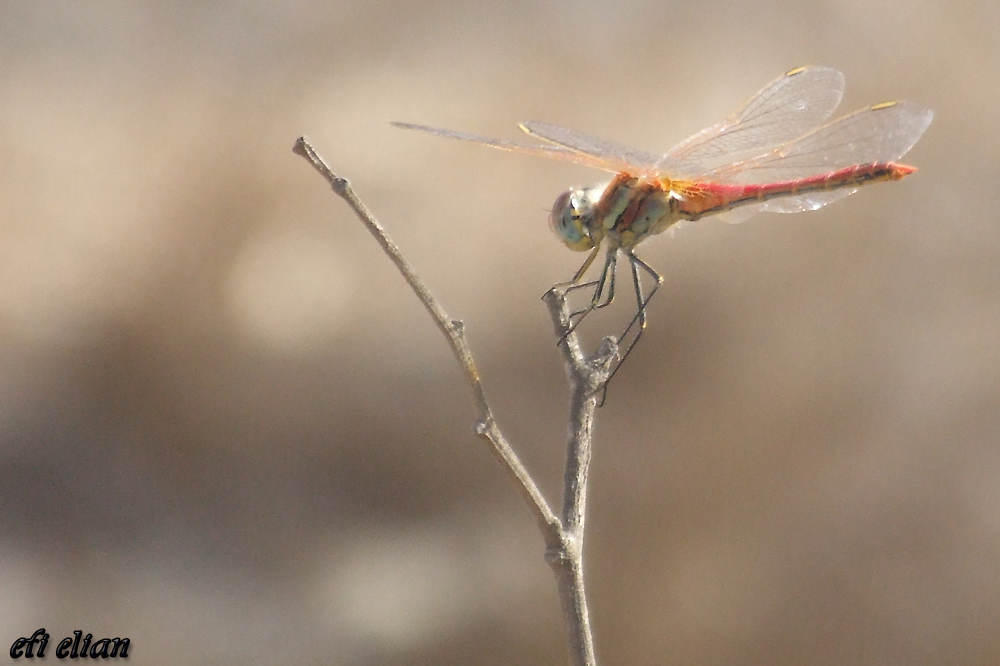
[[678, 162, 916, 217]]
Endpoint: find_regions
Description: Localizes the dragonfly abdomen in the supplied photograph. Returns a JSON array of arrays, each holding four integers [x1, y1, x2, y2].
[[678, 161, 917, 219]]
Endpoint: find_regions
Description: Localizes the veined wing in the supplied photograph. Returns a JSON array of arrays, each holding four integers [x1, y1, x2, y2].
[[704, 100, 934, 223], [392, 122, 633, 173], [658, 66, 846, 176], [707, 100, 933, 183], [395, 68, 846, 180], [518, 121, 664, 176]]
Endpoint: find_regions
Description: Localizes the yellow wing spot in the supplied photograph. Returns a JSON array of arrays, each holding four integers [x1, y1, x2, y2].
[[870, 101, 898, 111], [785, 65, 811, 76]]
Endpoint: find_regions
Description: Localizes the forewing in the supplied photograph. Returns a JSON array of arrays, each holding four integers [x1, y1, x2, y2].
[[519, 121, 663, 176], [658, 66, 846, 176], [392, 122, 628, 173]]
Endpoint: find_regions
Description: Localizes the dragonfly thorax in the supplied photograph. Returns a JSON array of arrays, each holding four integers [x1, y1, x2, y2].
[[549, 184, 607, 252]]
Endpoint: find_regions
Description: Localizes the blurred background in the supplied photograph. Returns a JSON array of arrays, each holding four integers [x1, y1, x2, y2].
[[1, 1, 997, 665]]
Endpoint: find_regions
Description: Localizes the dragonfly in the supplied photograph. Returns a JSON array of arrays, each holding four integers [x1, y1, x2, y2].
[[394, 66, 933, 391]]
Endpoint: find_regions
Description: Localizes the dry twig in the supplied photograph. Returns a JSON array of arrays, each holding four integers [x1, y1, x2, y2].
[[294, 136, 618, 666]]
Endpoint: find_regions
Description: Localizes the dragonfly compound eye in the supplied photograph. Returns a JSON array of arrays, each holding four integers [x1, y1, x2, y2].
[[550, 188, 596, 251]]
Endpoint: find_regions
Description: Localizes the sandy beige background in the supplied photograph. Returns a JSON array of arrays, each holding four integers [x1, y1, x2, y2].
[[2, 1, 997, 665]]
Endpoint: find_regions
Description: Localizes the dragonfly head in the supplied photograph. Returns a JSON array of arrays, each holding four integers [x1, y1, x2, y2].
[[549, 185, 603, 252]]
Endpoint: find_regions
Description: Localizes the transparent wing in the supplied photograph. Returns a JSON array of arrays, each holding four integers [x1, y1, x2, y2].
[[392, 122, 630, 173], [517, 121, 663, 176], [712, 189, 858, 224], [707, 101, 933, 183], [658, 66, 846, 176], [708, 100, 934, 222]]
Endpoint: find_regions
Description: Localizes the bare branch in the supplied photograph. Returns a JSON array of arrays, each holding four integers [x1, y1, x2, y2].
[[294, 136, 613, 666], [293, 137, 561, 539], [543, 287, 616, 666]]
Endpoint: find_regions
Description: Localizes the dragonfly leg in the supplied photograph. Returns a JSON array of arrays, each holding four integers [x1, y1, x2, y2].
[[572, 248, 617, 316], [547, 243, 602, 297], [559, 247, 618, 345], [596, 251, 663, 404], [571, 244, 602, 283]]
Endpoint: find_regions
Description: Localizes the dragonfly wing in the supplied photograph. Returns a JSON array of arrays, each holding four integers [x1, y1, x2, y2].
[[705, 101, 934, 184], [658, 66, 846, 176], [519, 121, 663, 176], [392, 122, 628, 173], [712, 208, 759, 224], [713, 189, 858, 224]]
